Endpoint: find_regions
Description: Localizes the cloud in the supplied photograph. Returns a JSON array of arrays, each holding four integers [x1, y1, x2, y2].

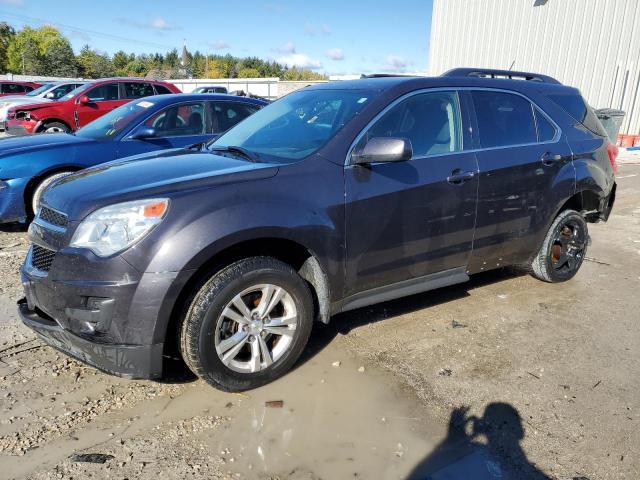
[[211, 40, 230, 50], [274, 41, 296, 54], [119, 17, 180, 32], [325, 48, 344, 61], [277, 53, 322, 70], [0, 0, 24, 6], [263, 3, 286, 13], [305, 23, 331, 36], [386, 54, 411, 72]]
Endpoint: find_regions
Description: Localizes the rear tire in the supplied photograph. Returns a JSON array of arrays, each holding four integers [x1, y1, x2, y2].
[[40, 121, 70, 134], [180, 256, 314, 391], [30, 171, 74, 216], [530, 209, 588, 283]]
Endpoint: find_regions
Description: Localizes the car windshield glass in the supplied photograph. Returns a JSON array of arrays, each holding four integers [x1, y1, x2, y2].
[[75, 99, 157, 140], [26, 84, 54, 96], [209, 88, 376, 162], [60, 83, 92, 101]]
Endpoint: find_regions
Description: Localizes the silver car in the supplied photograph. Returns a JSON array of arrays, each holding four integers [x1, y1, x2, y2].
[[0, 81, 86, 130]]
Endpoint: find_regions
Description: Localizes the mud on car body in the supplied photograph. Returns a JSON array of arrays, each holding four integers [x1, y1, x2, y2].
[[19, 69, 617, 391]]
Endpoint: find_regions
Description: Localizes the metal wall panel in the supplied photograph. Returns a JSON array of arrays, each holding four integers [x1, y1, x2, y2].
[[428, 0, 640, 135]]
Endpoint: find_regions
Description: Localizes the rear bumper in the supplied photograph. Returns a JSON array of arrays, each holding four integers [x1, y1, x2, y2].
[[600, 182, 616, 221], [18, 299, 163, 379]]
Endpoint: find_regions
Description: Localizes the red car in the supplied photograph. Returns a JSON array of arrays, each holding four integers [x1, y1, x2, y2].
[[5, 78, 181, 135], [0, 81, 41, 97]]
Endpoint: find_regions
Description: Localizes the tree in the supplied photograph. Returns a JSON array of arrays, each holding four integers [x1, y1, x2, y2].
[[112, 50, 130, 75], [238, 67, 261, 78], [76, 45, 114, 78], [42, 37, 77, 77], [0, 22, 15, 73]]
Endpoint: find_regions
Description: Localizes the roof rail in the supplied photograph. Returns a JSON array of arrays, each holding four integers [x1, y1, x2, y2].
[[442, 68, 561, 84], [360, 74, 416, 78]]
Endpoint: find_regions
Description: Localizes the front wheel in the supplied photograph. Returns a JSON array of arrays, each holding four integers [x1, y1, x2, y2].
[[530, 209, 588, 283], [40, 121, 70, 134], [30, 171, 74, 216], [180, 256, 314, 391]]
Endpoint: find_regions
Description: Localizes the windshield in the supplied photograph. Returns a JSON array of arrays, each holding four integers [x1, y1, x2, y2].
[[60, 83, 93, 101], [75, 99, 157, 140], [26, 84, 55, 97], [210, 88, 376, 162]]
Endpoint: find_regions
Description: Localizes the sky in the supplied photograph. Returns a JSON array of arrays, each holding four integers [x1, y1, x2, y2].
[[0, 0, 434, 75]]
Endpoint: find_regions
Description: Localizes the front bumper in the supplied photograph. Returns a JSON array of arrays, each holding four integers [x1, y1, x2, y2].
[[18, 239, 183, 379], [6, 119, 38, 136], [18, 298, 163, 379]]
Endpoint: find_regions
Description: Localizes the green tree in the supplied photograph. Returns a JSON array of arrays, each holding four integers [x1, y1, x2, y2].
[[112, 50, 130, 75], [42, 37, 77, 77], [238, 67, 261, 78], [76, 45, 114, 78], [6, 25, 76, 76], [0, 22, 15, 73]]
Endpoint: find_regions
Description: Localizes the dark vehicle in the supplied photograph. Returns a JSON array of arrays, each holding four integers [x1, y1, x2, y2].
[[5, 78, 181, 135], [0, 94, 266, 223], [0, 80, 41, 97], [19, 69, 617, 391], [193, 86, 228, 94]]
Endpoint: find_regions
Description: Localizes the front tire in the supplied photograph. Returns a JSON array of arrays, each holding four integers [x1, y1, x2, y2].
[[41, 121, 70, 134], [180, 256, 314, 391], [530, 209, 588, 283], [30, 171, 74, 216]]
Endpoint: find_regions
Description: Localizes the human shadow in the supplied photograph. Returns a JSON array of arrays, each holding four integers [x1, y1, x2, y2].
[[408, 403, 550, 480]]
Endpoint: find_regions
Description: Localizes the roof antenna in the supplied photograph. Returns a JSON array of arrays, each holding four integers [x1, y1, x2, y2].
[[508, 60, 516, 71]]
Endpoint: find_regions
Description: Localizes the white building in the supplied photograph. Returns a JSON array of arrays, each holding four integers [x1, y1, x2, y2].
[[428, 0, 640, 135]]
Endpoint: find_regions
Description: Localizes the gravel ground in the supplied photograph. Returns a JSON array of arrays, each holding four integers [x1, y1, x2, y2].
[[0, 164, 638, 479]]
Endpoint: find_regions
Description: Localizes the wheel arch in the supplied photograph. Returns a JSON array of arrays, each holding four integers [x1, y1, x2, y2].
[[159, 236, 332, 363], [35, 118, 73, 133], [23, 165, 84, 216]]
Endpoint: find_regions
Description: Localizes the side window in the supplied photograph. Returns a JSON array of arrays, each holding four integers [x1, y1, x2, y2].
[[145, 102, 205, 136], [535, 110, 556, 142], [86, 83, 120, 102], [3, 83, 26, 94], [207, 102, 260, 133], [51, 84, 76, 99], [354, 91, 462, 158], [154, 84, 173, 95], [472, 91, 537, 148], [124, 82, 155, 99]]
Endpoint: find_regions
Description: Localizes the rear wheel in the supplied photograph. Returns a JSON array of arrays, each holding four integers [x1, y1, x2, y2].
[[180, 256, 314, 391], [530, 209, 588, 283], [41, 121, 70, 134], [30, 171, 74, 215]]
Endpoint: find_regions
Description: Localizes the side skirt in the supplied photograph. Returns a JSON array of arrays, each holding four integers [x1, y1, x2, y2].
[[336, 267, 470, 314]]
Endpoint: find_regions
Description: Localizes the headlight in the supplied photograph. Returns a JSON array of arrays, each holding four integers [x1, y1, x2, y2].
[[70, 198, 169, 257]]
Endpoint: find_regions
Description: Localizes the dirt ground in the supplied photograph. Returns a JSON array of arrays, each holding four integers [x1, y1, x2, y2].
[[0, 163, 638, 480]]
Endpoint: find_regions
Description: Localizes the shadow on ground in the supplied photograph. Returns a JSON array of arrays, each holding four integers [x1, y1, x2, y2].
[[408, 403, 550, 480]]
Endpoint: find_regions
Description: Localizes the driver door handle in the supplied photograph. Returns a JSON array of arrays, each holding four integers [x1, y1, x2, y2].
[[447, 169, 476, 185], [541, 152, 563, 166]]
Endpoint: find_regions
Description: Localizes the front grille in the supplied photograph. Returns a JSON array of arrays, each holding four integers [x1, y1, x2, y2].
[[39, 206, 68, 228], [31, 245, 56, 272]]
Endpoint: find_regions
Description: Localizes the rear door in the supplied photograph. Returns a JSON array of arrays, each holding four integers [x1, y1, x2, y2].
[[76, 82, 121, 127], [466, 89, 573, 272], [344, 90, 479, 295], [207, 100, 262, 140]]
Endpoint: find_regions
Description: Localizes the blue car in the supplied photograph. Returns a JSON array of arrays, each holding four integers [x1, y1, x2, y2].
[[0, 93, 266, 223]]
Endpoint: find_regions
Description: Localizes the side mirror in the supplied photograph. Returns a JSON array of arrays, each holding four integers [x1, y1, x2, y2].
[[130, 126, 156, 140], [79, 95, 91, 105], [44, 92, 55, 99], [352, 137, 413, 165]]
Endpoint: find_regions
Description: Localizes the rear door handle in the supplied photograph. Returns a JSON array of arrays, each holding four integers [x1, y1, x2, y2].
[[541, 152, 563, 166], [447, 169, 476, 185]]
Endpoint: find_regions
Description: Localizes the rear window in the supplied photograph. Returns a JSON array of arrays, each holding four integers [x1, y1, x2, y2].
[[472, 91, 537, 148], [547, 93, 607, 137], [535, 110, 557, 142], [124, 82, 155, 99], [154, 84, 173, 95]]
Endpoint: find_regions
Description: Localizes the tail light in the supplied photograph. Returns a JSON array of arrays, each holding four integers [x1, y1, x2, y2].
[[606, 142, 619, 174]]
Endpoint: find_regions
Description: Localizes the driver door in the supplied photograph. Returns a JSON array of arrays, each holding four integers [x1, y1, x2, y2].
[[344, 90, 479, 296], [76, 83, 121, 127]]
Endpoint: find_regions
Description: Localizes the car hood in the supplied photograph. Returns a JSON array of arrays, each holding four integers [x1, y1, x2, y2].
[[0, 96, 50, 107], [43, 149, 280, 221], [0, 133, 93, 158]]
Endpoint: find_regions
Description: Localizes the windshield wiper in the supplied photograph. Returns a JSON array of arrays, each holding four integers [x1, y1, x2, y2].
[[208, 145, 259, 162]]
